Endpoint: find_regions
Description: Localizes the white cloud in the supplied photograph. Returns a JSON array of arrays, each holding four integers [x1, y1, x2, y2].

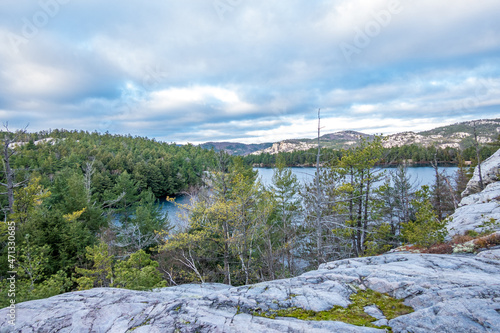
[[145, 85, 257, 114], [0, 0, 500, 143]]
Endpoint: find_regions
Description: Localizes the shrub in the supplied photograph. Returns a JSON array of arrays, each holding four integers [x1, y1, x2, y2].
[[402, 187, 447, 247], [452, 241, 475, 254], [421, 243, 453, 254]]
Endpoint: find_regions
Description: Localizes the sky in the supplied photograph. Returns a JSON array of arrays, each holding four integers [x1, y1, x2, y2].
[[1, 0, 500, 144]]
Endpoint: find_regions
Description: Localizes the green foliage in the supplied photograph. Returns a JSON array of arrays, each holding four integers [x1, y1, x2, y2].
[[10, 177, 51, 226], [0, 270, 72, 308], [0, 226, 72, 307], [11, 176, 95, 275], [113, 189, 171, 252], [363, 223, 394, 256], [30, 270, 73, 300], [0, 129, 215, 302], [75, 242, 166, 291], [75, 241, 114, 290], [6, 129, 215, 205], [477, 217, 500, 235], [3, 127, 492, 303], [402, 186, 447, 247], [267, 154, 302, 277], [244, 141, 499, 168], [17, 236, 50, 291], [113, 250, 166, 290], [324, 136, 385, 257], [159, 156, 276, 286]]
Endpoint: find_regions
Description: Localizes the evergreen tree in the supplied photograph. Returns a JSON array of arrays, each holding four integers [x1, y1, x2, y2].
[[402, 186, 447, 247], [269, 154, 301, 276]]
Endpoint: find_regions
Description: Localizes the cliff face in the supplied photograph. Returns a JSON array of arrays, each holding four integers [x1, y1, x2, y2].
[[2, 253, 499, 332], [254, 141, 317, 155], [447, 149, 500, 236], [462, 149, 500, 197]]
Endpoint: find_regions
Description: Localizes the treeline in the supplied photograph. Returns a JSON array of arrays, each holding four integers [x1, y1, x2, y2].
[[244, 143, 498, 167]]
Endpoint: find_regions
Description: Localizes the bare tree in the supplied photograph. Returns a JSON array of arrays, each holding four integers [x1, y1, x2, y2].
[[315, 109, 324, 263], [1, 124, 29, 215], [472, 121, 484, 191], [83, 159, 95, 204], [431, 153, 456, 219]]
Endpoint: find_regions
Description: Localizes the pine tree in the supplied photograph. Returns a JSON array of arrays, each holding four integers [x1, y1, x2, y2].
[[270, 154, 301, 276]]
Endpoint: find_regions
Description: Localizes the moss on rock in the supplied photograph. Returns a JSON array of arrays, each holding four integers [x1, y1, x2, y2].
[[252, 288, 413, 329]]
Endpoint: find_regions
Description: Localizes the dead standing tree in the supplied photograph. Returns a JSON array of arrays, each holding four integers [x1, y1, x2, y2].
[[314, 109, 324, 263], [1, 124, 29, 216], [472, 121, 484, 191]]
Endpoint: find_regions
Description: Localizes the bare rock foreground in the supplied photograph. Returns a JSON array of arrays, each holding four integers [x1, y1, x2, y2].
[[1, 253, 499, 332]]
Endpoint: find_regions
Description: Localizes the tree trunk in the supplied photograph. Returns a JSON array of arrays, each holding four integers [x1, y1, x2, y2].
[[1, 127, 28, 215], [3, 140, 15, 214], [473, 122, 484, 191], [315, 109, 323, 263]]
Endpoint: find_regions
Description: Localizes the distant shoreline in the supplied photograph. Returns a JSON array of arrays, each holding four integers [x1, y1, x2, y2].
[[252, 161, 464, 168]]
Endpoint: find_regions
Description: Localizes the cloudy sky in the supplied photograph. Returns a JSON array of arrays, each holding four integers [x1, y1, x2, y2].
[[1, 0, 500, 144]]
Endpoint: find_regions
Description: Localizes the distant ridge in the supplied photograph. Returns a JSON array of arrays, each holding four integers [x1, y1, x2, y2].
[[200, 118, 500, 155], [319, 130, 371, 141]]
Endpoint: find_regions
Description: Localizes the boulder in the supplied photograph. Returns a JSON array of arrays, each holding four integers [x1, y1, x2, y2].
[[462, 149, 500, 197], [477, 248, 500, 260], [447, 149, 500, 237], [1, 253, 499, 332], [446, 182, 500, 236]]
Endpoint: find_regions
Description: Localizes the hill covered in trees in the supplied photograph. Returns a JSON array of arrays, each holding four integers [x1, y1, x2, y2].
[[244, 141, 498, 167], [0, 129, 218, 306], [199, 141, 273, 156], [203, 118, 500, 158], [2, 129, 216, 200]]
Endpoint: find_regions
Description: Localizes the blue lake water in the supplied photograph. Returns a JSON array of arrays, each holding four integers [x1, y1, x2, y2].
[[160, 166, 459, 227], [255, 166, 458, 187]]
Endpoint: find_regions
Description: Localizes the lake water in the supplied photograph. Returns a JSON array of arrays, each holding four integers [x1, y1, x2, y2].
[[255, 166, 458, 187], [160, 166, 459, 227]]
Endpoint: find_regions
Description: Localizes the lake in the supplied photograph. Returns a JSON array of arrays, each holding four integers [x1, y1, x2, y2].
[[255, 166, 459, 187], [160, 166, 459, 227]]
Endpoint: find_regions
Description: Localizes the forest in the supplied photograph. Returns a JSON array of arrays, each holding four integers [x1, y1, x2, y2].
[[0, 129, 497, 307], [244, 142, 499, 167]]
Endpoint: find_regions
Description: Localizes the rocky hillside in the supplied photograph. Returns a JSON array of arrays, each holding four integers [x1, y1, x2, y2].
[[446, 148, 500, 236], [384, 119, 500, 149], [251, 131, 371, 155], [210, 118, 499, 155]]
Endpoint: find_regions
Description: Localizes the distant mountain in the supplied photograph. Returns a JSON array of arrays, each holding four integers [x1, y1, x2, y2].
[[200, 118, 500, 156], [383, 119, 500, 149], [301, 130, 373, 149]]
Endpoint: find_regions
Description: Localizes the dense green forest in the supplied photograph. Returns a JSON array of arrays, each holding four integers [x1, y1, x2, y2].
[[244, 143, 498, 167], [0, 129, 217, 306], [0, 130, 497, 308]]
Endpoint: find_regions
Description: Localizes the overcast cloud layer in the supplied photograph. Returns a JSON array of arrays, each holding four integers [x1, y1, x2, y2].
[[1, 0, 499, 144]]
